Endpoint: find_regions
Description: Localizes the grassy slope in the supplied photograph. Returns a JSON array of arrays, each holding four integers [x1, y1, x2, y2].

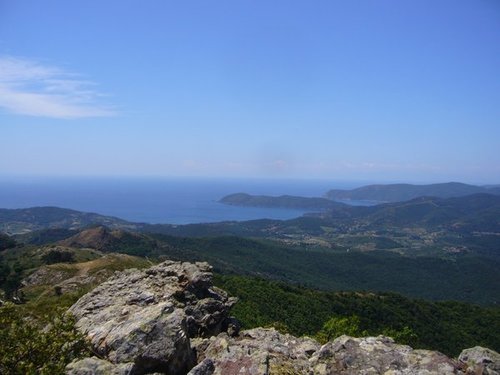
[[18, 253, 153, 319]]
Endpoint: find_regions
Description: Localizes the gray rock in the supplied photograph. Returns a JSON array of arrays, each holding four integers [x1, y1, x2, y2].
[[201, 328, 320, 374], [311, 335, 461, 374], [200, 329, 469, 375], [65, 357, 134, 375], [67, 260, 235, 375], [187, 358, 215, 375], [459, 346, 500, 375]]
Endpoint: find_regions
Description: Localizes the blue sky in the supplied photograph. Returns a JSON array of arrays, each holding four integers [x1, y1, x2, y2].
[[1, 1, 499, 183]]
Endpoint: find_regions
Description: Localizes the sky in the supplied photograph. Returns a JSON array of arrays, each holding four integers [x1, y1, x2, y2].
[[0, 0, 499, 183]]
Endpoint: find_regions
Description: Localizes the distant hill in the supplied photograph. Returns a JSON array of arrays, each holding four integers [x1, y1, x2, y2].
[[220, 193, 345, 210], [15, 228, 79, 245], [148, 193, 500, 236], [325, 182, 499, 203], [330, 193, 500, 232], [0, 206, 139, 235], [58, 226, 158, 255]]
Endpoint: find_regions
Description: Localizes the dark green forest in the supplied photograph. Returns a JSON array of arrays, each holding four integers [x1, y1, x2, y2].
[[150, 235, 500, 305], [215, 274, 500, 357]]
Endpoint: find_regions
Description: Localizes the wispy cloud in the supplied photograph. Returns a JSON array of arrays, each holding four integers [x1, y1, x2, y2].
[[0, 56, 116, 119]]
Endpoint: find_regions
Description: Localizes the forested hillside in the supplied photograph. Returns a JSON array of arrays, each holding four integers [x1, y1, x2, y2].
[[215, 274, 500, 357]]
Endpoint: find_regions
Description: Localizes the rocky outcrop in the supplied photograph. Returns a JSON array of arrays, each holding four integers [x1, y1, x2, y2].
[[459, 346, 500, 375], [66, 260, 500, 375], [197, 328, 319, 374], [198, 328, 466, 374], [65, 357, 134, 375], [311, 334, 461, 374], [67, 260, 236, 375]]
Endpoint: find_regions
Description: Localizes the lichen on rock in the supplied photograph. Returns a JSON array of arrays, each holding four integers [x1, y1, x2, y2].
[[67, 260, 235, 375]]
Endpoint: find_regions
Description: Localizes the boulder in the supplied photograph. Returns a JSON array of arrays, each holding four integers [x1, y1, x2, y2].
[[310, 335, 462, 374], [200, 328, 320, 374], [67, 260, 235, 375], [65, 357, 134, 375], [459, 346, 500, 375], [187, 359, 215, 375]]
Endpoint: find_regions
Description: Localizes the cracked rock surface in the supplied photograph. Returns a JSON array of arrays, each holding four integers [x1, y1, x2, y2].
[[67, 260, 235, 375]]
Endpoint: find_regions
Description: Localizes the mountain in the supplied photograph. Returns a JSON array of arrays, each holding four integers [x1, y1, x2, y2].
[[0, 206, 139, 235], [58, 226, 158, 255], [325, 182, 499, 203], [7, 221, 498, 304], [5, 214, 498, 305], [326, 193, 500, 232], [220, 193, 345, 210], [15, 227, 79, 245], [143, 194, 500, 259]]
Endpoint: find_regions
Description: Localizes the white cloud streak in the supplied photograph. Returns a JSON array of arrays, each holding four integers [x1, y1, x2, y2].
[[0, 56, 116, 119]]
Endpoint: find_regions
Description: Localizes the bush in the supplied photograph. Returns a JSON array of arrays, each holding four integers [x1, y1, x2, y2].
[[42, 250, 76, 265], [0, 303, 91, 374], [316, 315, 364, 343]]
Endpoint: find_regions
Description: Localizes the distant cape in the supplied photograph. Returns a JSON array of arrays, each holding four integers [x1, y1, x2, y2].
[[219, 193, 345, 210]]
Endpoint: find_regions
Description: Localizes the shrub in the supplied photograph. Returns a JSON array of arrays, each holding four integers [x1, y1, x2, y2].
[[0, 303, 91, 375]]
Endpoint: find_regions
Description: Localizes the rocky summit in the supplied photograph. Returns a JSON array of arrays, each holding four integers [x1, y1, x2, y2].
[[67, 260, 237, 374], [66, 260, 500, 375]]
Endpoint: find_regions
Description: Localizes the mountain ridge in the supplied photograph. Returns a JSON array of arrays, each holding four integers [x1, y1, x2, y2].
[[325, 182, 500, 203], [0, 206, 139, 235]]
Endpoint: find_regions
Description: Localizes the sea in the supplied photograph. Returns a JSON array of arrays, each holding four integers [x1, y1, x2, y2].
[[0, 177, 371, 224]]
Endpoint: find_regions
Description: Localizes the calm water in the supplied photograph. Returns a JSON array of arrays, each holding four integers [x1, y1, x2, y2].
[[0, 177, 366, 224]]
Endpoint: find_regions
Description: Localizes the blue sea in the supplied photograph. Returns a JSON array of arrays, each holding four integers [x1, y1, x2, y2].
[[0, 177, 369, 224]]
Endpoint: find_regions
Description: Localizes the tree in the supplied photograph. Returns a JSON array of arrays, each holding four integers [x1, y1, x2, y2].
[[382, 326, 419, 346], [316, 315, 364, 343]]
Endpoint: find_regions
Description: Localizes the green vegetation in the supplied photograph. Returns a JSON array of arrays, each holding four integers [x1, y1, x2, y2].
[[0, 232, 17, 250], [0, 260, 23, 300], [0, 206, 136, 235], [214, 274, 500, 356], [316, 315, 363, 343], [220, 193, 343, 210], [16, 228, 77, 245], [42, 249, 76, 264], [58, 226, 159, 256], [0, 245, 101, 301], [150, 235, 500, 305], [0, 303, 91, 374]]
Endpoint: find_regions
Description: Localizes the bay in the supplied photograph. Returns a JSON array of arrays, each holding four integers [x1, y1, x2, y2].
[[0, 176, 366, 224]]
